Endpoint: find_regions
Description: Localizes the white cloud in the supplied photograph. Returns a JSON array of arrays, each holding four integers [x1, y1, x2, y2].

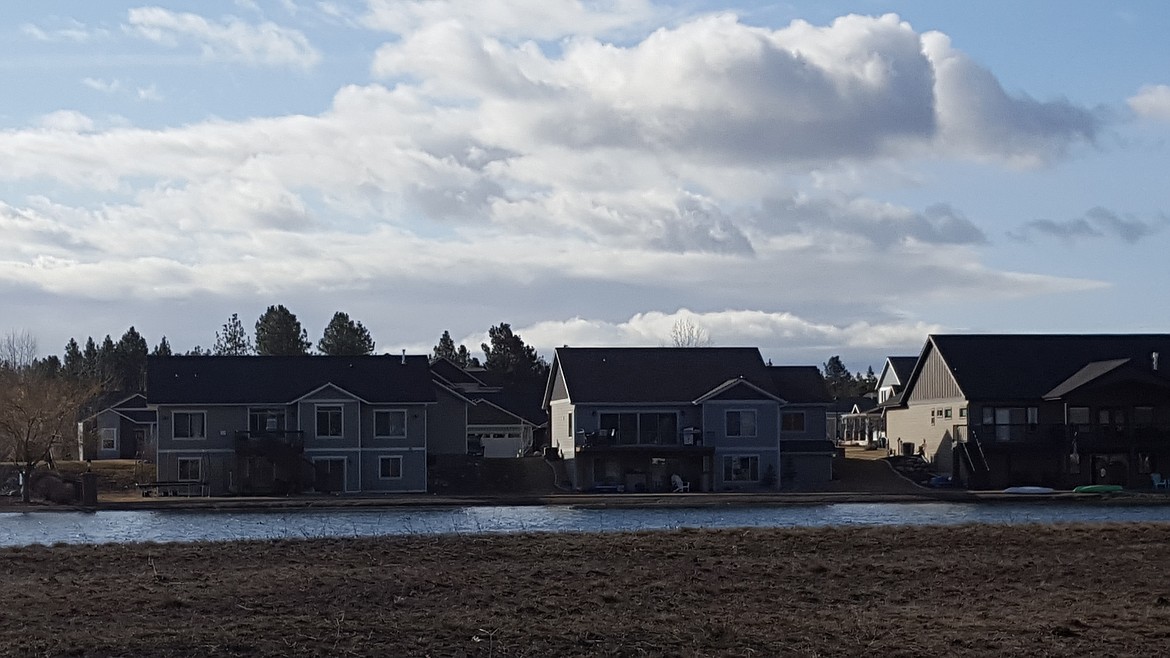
[[137, 85, 164, 101], [21, 20, 103, 43], [35, 110, 95, 133], [126, 6, 321, 70], [362, 0, 660, 41], [82, 78, 123, 94], [1128, 84, 1170, 121]]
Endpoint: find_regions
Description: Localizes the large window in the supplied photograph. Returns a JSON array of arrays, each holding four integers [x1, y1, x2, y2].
[[726, 410, 757, 438], [177, 457, 202, 481], [374, 410, 407, 438], [316, 406, 343, 438], [379, 455, 403, 479], [723, 455, 759, 482], [781, 412, 805, 432], [173, 412, 206, 440], [980, 406, 1038, 441], [599, 412, 678, 445], [249, 408, 285, 434], [99, 428, 118, 451]]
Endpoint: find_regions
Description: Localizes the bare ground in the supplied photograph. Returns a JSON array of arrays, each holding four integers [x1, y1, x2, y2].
[[3, 523, 1170, 657]]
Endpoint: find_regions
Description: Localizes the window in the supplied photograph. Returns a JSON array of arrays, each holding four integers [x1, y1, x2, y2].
[[1135, 407, 1154, 427], [316, 406, 343, 438], [379, 456, 403, 479], [374, 410, 407, 438], [781, 412, 805, 432], [981, 406, 1038, 441], [599, 412, 679, 445], [723, 455, 759, 482], [943, 408, 952, 419], [959, 408, 967, 418], [99, 428, 118, 451], [173, 412, 206, 439], [177, 458, 201, 481], [726, 410, 757, 438], [1069, 406, 1090, 425], [249, 408, 285, 434]]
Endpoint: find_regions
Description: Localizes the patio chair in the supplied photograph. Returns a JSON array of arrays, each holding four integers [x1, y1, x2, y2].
[[1152, 473, 1169, 490], [671, 474, 690, 493]]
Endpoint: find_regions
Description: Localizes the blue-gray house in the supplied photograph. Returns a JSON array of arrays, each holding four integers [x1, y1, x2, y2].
[[543, 347, 833, 492], [146, 354, 442, 495]]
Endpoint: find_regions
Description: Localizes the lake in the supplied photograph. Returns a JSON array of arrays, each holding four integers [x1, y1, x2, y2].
[[3, 502, 1170, 547]]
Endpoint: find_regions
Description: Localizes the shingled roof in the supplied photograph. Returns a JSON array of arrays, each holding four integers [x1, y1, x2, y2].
[[767, 366, 833, 403], [886, 356, 917, 384], [146, 355, 437, 405], [920, 334, 1170, 400], [547, 347, 774, 405]]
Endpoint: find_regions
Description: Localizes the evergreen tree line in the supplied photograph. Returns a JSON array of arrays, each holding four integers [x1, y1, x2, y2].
[[35, 305, 549, 393], [820, 355, 878, 399]]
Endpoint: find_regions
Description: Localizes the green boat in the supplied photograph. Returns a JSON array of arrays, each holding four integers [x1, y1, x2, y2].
[[1073, 484, 1123, 493]]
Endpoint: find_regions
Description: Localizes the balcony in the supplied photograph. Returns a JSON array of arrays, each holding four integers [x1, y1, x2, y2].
[[970, 423, 1170, 453], [234, 429, 305, 457], [575, 428, 709, 452]]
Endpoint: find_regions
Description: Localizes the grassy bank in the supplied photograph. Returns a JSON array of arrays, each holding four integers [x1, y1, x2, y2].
[[4, 523, 1170, 656]]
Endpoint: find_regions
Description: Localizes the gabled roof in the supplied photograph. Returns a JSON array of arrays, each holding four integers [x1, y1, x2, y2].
[[545, 347, 773, 406], [693, 377, 783, 404], [430, 357, 488, 388], [1044, 358, 1170, 399], [880, 356, 917, 389], [146, 355, 437, 405], [908, 334, 1170, 401], [768, 366, 833, 404]]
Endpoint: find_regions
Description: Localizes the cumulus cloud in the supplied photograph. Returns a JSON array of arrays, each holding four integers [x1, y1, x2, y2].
[[1009, 207, 1168, 244], [36, 110, 96, 133], [1128, 84, 1170, 121], [126, 6, 321, 70], [362, 0, 659, 41]]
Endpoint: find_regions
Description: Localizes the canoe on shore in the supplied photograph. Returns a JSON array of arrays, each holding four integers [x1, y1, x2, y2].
[[1002, 486, 1055, 494], [1073, 484, 1124, 494]]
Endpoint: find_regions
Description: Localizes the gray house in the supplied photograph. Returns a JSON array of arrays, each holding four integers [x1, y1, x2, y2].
[[77, 392, 157, 461], [146, 355, 443, 495], [543, 347, 833, 492]]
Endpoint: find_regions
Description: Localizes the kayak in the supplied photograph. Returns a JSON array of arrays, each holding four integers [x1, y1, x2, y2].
[[1073, 484, 1123, 493], [1002, 486, 1055, 494]]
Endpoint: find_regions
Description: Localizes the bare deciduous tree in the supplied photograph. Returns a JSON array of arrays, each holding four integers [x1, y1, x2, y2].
[[0, 332, 102, 503], [670, 318, 713, 348]]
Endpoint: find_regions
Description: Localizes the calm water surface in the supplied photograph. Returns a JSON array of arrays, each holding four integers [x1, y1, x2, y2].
[[2, 502, 1170, 547]]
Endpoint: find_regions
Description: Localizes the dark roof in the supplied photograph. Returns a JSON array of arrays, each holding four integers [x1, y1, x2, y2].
[[924, 334, 1170, 400], [146, 355, 437, 405], [472, 385, 548, 426], [1044, 358, 1170, 399], [430, 358, 487, 387], [549, 347, 772, 405], [887, 357, 917, 384], [767, 366, 833, 403]]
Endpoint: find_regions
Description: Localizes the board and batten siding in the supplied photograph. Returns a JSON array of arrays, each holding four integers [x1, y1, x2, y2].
[[907, 345, 963, 402]]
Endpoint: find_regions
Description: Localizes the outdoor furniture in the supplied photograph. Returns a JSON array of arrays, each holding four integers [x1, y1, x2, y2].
[[1152, 473, 1169, 490], [671, 474, 690, 493]]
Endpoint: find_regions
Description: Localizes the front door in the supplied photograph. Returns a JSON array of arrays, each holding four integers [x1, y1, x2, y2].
[[314, 458, 346, 493]]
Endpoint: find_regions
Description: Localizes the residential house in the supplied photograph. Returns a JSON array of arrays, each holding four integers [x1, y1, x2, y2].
[[77, 392, 158, 461], [146, 354, 441, 495], [430, 358, 548, 458], [886, 334, 1170, 489], [838, 356, 916, 449], [543, 347, 833, 492]]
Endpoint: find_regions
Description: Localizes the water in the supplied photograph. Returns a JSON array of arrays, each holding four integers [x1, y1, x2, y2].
[[2, 502, 1169, 547]]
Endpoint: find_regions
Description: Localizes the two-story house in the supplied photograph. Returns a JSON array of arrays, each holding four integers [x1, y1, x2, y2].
[[146, 354, 443, 495], [543, 347, 833, 492], [886, 334, 1170, 489], [77, 392, 157, 461]]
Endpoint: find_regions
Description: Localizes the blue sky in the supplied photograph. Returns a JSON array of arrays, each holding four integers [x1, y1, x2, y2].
[[2, 1, 1169, 371]]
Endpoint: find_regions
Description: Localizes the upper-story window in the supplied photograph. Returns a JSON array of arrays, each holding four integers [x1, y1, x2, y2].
[[249, 408, 285, 434], [100, 428, 118, 451], [781, 411, 805, 432], [726, 410, 757, 438], [316, 406, 344, 438], [173, 411, 206, 439], [981, 406, 1038, 441], [599, 412, 678, 445], [374, 410, 407, 438]]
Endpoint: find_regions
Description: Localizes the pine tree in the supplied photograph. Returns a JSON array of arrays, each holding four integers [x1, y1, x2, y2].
[[481, 323, 548, 384], [318, 312, 375, 356], [213, 314, 253, 356], [821, 355, 854, 398], [115, 326, 149, 391], [255, 305, 311, 356], [63, 338, 83, 377], [152, 336, 173, 357], [432, 330, 481, 368]]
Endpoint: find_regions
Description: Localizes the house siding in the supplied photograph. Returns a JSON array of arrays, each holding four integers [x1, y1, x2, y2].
[[702, 400, 780, 491], [425, 388, 467, 456], [908, 346, 963, 402]]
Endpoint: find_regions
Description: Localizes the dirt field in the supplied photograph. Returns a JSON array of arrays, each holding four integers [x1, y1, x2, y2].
[[3, 523, 1170, 657]]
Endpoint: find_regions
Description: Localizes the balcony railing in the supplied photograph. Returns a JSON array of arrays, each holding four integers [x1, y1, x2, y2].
[[969, 423, 1170, 450], [234, 429, 305, 455], [575, 428, 703, 448]]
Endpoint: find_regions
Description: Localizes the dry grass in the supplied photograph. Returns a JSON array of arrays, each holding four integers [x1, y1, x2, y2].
[[3, 523, 1170, 656]]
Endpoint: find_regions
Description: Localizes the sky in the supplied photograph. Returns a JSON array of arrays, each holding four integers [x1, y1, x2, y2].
[[2, 1, 1170, 372]]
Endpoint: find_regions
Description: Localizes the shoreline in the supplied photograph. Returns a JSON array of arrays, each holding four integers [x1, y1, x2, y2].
[[5, 487, 1170, 514]]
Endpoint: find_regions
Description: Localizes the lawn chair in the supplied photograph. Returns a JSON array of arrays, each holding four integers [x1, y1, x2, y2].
[[671, 474, 690, 493], [1152, 473, 1169, 490]]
